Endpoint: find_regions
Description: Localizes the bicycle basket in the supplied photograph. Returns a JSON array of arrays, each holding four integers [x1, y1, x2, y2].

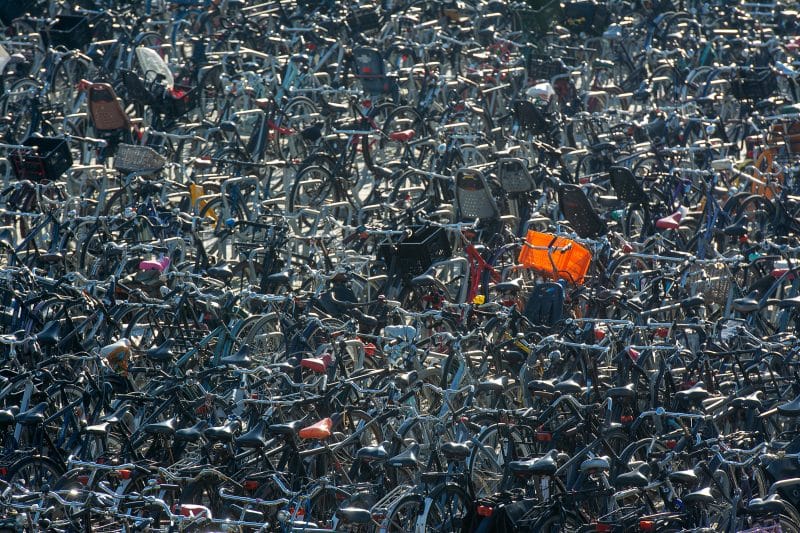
[[382, 226, 451, 276], [526, 54, 568, 82], [561, 1, 610, 36], [113, 144, 166, 175], [687, 262, 731, 308], [45, 15, 92, 50], [518, 230, 592, 284], [0, 0, 43, 26], [730, 68, 777, 101], [346, 8, 381, 33], [10, 136, 72, 182]]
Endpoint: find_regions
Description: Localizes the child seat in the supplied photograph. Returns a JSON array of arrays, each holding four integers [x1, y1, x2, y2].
[[558, 184, 606, 238], [351, 47, 398, 101], [455, 168, 500, 222]]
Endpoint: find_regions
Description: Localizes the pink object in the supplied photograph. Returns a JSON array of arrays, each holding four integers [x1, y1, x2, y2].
[[655, 210, 684, 230], [138, 256, 170, 273]]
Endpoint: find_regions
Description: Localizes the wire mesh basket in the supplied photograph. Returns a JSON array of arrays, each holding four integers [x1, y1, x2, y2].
[[687, 262, 732, 308], [113, 144, 166, 175]]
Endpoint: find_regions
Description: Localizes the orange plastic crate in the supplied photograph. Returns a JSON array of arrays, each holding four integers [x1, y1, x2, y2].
[[518, 230, 592, 284]]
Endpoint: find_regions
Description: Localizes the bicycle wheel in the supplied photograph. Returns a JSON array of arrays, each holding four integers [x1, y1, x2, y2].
[[371, 105, 428, 169], [6, 456, 64, 492], [288, 165, 351, 233], [425, 483, 469, 532], [468, 423, 532, 497], [1, 78, 41, 143], [383, 494, 424, 532], [533, 509, 584, 531], [274, 96, 319, 162]]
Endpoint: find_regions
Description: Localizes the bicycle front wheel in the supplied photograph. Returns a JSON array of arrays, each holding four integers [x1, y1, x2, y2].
[[424, 483, 469, 532]]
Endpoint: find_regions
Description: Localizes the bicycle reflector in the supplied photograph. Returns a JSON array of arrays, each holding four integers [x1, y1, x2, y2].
[[639, 520, 656, 532], [477, 505, 494, 517], [595, 523, 612, 532]]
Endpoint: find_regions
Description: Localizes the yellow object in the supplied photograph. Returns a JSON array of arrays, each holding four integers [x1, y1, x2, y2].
[[190, 183, 216, 221], [472, 295, 485, 305], [517, 230, 592, 285]]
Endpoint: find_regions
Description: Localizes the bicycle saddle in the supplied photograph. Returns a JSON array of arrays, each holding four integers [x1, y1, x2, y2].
[[733, 291, 762, 313], [388, 129, 415, 143], [527, 379, 557, 394], [100, 403, 130, 424], [606, 384, 635, 400], [394, 370, 418, 388], [220, 345, 252, 367], [387, 443, 419, 468], [778, 395, 800, 417], [207, 262, 233, 283], [655, 209, 685, 230], [723, 223, 748, 237], [0, 407, 18, 426], [298, 417, 333, 441], [268, 420, 304, 437], [669, 468, 699, 486], [85, 422, 111, 435], [37, 252, 63, 265], [682, 487, 715, 506], [441, 442, 471, 461], [35, 320, 61, 347], [747, 494, 786, 515], [580, 456, 610, 473], [175, 420, 209, 443], [265, 271, 291, 287], [233, 420, 268, 449], [356, 444, 388, 462], [204, 419, 241, 442], [143, 417, 177, 436], [477, 377, 506, 394], [491, 278, 522, 293], [555, 378, 583, 396], [15, 402, 48, 426], [410, 273, 437, 287], [778, 295, 800, 308], [145, 339, 174, 363], [509, 450, 558, 477], [732, 390, 763, 409], [616, 464, 649, 488], [300, 353, 333, 374], [335, 507, 371, 524], [139, 256, 170, 273], [675, 383, 710, 404]]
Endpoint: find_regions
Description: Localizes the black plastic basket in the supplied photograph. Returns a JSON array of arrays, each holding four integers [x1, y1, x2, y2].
[[45, 15, 91, 50], [10, 137, 72, 182], [0, 0, 42, 25], [730, 68, 777, 101], [561, 1, 609, 36], [379, 226, 450, 276], [526, 55, 568, 81], [347, 8, 381, 33]]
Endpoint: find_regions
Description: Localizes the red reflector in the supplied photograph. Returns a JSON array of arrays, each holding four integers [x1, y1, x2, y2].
[[579, 177, 590, 184], [77, 475, 89, 485], [243, 480, 259, 491], [596, 523, 613, 532], [627, 347, 640, 362], [622, 243, 633, 253], [362, 100, 372, 108], [655, 328, 668, 338], [621, 415, 634, 423], [477, 505, 494, 517], [535, 431, 552, 442], [363, 342, 377, 356], [639, 520, 656, 532], [118, 469, 132, 480], [362, 67, 372, 73], [665, 439, 677, 449], [0, 467, 7, 476], [594, 328, 606, 341]]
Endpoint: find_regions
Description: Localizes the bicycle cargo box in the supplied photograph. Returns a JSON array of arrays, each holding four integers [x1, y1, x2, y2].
[[561, 1, 609, 36], [381, 226, 450, 276], [46, 15, 92, 50], [0, 0, 43, 26], [518, 230, 591, 284], [10, 137, 72, 182]]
